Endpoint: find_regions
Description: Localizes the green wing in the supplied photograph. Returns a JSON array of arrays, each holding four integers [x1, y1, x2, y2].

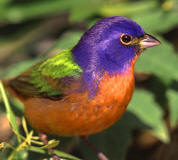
[[9, 49, 82, 97]]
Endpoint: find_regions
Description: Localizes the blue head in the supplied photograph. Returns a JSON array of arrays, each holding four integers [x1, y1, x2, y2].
[[72, 16, 160, 95]]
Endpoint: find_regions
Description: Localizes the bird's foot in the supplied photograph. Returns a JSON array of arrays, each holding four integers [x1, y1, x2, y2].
[[81, 136, 109, 160], [39, 133, 61, 160], [51, 154, 61, 160]]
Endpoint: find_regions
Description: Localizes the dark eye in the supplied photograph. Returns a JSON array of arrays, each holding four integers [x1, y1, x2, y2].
[[120, 34, 133, 45]]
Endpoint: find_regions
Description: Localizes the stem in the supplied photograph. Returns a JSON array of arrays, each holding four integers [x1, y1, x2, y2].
[[0, 80, 21, 142], [81, 136, 109, 160]]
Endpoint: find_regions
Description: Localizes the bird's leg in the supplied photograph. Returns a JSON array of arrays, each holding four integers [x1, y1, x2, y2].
[[80, 136, 109, 160], [39, 133, 60, 160], [64, 137, 80, 154]]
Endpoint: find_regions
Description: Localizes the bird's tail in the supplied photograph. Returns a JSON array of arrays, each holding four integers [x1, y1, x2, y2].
[[1, 79, 25, 102]]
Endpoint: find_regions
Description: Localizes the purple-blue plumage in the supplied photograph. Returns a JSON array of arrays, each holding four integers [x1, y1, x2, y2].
[[72, 16, 144, 73], [72, 16, 145, 96]]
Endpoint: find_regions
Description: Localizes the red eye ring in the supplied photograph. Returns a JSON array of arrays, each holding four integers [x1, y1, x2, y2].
[[120, 34, 133, 45]]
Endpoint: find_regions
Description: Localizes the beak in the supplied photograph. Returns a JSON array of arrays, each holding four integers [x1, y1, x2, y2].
[[139, 34, 161, 49]]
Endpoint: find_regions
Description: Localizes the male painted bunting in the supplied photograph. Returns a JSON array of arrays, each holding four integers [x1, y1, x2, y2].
[[4, 16, 160, 160]]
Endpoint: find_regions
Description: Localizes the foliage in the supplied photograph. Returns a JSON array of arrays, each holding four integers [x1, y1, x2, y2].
[[0, 81, 80, 160], [0, 0, 178, 160]]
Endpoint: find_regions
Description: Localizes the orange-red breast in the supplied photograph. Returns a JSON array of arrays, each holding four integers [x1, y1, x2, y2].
[[4, 16, 161, 137]]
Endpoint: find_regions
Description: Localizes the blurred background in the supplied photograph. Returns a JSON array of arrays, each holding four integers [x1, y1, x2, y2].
[[0, 0, 178, 160]]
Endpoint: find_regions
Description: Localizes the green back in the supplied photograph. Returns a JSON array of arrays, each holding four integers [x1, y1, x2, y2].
[[10, 49, 82, 97]]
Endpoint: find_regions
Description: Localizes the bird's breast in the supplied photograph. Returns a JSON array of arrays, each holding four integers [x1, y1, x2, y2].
[[92, 69, 135, 107], [24, 66, 135, 136]]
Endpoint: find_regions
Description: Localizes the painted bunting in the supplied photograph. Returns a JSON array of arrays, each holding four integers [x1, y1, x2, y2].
[[4, 16, 160, 159]]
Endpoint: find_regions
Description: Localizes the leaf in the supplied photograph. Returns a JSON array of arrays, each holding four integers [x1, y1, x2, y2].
[[41, 31, 83, 57], [132, 9, 178, 33], [79, 111, 147, 160], [0, 0, 72, 22], [29, 146, 81, 160], [0, 142, 14, 150], [55, 31, 83, 49], [80, 88, 169, 160], [40, 139, 60, 149], [0, 0, 12, 7], [0, 81, 20, 135], [100, 1, 178, 33], [100, 1, 156, 17], [0, 0, 101, 23], [167, 89, 178, 127], [22, 117, 29, 137], [128, 89, 169, 142], [69, 0, 101, 22], [135, 35, 178, 85], [13, 150, 28, 160], [2, 58, 41, 78]]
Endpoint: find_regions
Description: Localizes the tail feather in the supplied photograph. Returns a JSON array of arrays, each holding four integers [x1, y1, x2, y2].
[[2, 79, 26, 102]]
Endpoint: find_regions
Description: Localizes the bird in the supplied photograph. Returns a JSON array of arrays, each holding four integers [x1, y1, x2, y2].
[[4, 16, 161, 160]]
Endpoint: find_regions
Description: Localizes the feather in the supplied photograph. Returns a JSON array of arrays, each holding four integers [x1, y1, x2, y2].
[[9, 49, 82, 98]]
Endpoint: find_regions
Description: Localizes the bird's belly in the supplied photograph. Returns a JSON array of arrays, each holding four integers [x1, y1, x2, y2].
[[24, 72, 135, 136]]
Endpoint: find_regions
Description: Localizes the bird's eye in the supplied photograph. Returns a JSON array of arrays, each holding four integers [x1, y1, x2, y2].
[[120, 34, 133, 45]]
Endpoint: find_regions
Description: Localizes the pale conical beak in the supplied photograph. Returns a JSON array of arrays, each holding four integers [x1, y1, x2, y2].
[[139, 34, 161, 49]]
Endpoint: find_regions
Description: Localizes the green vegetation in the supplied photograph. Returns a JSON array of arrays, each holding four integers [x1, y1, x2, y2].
[[0, 0, 178, 159]]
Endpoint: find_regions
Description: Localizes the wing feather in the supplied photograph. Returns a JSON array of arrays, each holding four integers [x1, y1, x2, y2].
[[9, 49, 82, 98]]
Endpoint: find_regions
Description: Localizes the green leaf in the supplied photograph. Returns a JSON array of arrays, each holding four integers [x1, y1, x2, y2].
[[55, 31, 83, 49], [79, 111, 145, 160], [0, 0, 12, 7], [0, 0, 101, 23], [133, 9, 178, 33], [41, 31, 83, 57], [2, 58, 41, 78], [40, 139, 59, 149], [29, 146, 81, 160], [128, 89, 169, 142], [80, 88, 170, 160], [13, 150, 28, 160], [100, 1, 156, 17], [0, 0, 71, 22], [135, 35, 178, 85], [0, 81, 20, 135], [167, 89, 178, 127], [69, 0, 101, 22]]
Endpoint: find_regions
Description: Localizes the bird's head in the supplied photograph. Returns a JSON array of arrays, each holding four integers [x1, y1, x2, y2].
[[72, 16, 160, 75]]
